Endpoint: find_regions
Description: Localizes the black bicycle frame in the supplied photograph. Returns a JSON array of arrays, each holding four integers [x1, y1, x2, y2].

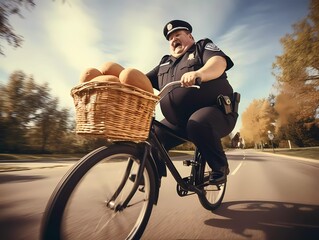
[[113, 117, 209, 211], [146, 119, 204, 196]]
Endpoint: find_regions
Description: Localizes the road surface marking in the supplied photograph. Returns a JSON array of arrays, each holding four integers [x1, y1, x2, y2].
[[231, 161, 243, 175]]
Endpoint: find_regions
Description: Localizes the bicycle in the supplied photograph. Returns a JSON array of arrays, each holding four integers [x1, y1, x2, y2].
[[40, 81, 227, 240]]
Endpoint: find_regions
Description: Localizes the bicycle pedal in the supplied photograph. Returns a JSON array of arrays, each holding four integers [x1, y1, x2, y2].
[[183, 160, 199, 166], [183, 160, 191, 166]]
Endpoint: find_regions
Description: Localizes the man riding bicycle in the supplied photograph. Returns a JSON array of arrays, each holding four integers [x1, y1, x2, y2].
[[146, 20, 238, 184]]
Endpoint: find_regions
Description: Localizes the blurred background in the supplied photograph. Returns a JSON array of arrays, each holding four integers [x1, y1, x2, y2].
[[0, 0, 318, 153]]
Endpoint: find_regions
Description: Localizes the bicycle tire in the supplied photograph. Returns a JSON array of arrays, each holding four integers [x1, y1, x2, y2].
[[197, 158, 226, 211], [41, 143, 156, 240]]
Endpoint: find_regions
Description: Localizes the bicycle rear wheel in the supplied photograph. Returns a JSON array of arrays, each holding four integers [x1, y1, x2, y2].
[[197, 159, 226, 211], [41, 143, 156, 240]]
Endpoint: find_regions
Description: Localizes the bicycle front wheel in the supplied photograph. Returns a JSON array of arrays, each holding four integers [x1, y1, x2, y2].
[[41, 143, 156, 240]]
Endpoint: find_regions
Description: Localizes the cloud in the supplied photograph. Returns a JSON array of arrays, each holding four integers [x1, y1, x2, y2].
[[216, 18, 280, 93], [0, 0, 310, 134], [1, 0, 111, 110], [43, 2, 107, 71], [110, 14, 163, 71]]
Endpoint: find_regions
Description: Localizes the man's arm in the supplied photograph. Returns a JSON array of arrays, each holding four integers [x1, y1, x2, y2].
[[180, 56, 227, 87], [146, 65, 160, 90]]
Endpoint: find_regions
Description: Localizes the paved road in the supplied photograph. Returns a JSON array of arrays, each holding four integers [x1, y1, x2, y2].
[[0, 149, 318, 240]]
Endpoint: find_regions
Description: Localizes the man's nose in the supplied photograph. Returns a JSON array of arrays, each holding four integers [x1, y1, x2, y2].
[[170, 35, 177, 42]]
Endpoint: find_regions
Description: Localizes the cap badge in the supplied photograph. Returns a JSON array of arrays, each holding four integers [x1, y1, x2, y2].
[[167, 23, 173, 31], [188, 53, 195, 60]]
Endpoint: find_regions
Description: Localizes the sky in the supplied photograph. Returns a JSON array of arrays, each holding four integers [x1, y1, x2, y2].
[[0, 0, 311, 134]]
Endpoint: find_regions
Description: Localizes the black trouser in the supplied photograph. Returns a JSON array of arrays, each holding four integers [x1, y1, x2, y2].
[[154, 106, 238, 172]]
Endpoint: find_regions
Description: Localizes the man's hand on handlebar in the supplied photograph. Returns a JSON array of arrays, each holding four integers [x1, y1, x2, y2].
[[180, 71, 201, 87], [157, 77, 201, 99]]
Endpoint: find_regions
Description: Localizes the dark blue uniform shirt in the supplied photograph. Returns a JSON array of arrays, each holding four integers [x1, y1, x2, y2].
[[146, 38, 234, 126]]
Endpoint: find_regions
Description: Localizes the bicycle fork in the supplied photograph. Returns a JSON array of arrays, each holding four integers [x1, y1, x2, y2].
[[106, 142, 151, 211]]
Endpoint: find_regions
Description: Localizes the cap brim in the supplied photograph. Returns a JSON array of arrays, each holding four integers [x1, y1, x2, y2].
[[166, 27, 189, 39]]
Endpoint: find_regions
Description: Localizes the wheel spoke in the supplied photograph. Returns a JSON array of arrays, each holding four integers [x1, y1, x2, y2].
[[197, 167, 226, 211]]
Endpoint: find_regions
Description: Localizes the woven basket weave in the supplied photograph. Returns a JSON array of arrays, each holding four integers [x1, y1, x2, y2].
[[71, 81, 159, 141]]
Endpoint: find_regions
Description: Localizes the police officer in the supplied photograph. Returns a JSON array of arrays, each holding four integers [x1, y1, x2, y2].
[[146, 20, 238, 183]]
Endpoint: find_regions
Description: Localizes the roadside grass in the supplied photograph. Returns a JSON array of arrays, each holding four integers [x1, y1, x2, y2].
[[261, 147, 319, 160], [0, 151, 191, 172], [0, 148, 318, 173], [0, 151, 192, 160], [0, 147, 318, 162], [0, 165, 67, 172], [0, 153, 84, 160]]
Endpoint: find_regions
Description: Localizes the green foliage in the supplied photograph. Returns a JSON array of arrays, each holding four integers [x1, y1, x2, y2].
[[0, 70, 112, 153], [0, 0, 36, 55], [0, 71, 70, 153], [0, 0, 66, 55], [276, 119, 319, 147]]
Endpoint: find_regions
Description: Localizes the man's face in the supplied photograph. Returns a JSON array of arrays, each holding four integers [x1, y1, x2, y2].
[[168, 30, 194, 58]]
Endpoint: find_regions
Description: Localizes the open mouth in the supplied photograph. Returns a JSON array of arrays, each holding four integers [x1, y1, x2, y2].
[[173, 41, 182, 49]]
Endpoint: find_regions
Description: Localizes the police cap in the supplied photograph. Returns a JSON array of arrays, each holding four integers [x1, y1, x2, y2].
[[163, 20, 192, 40]]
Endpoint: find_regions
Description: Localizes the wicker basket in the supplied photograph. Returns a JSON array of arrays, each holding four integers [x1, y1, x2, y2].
[[71, 81, 159, 141]]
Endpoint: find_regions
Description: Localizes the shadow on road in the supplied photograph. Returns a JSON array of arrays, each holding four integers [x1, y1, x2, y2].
[[205, 200, 319, 240], [0, 204, 39, 240], [0, 174, 46, 184]]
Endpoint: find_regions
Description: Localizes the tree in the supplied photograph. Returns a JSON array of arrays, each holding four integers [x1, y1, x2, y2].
[[240, 98, 277, 147], [0, 0, 66, 55], [0, 71, 35, 151], [31, 98, 72, 152], [0, 70, 72, 153], [0, 0, 35, 55], [271, 0, 319, 146], [272, 0, 319, 127]]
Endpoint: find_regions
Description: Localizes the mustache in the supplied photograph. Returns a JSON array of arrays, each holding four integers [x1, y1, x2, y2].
[[172, 40, 182, 48]]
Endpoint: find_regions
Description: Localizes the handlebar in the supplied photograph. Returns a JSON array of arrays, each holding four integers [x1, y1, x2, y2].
[[158, 78, 201, 99]]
